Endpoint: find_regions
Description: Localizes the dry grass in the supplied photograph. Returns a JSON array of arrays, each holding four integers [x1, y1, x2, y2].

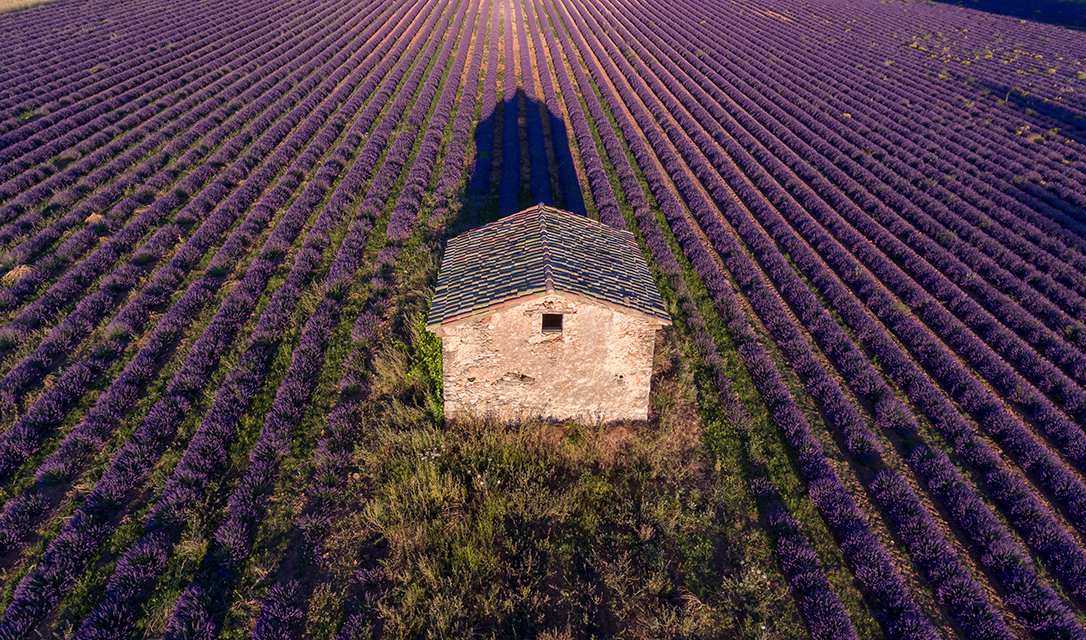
[[332, 328, 788, 639], [0, 0, 62, 13], [359, 414, 719, 638], [1, 264, 32, 287]]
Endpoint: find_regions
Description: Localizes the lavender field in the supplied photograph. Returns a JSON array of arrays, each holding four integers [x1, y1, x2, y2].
[[0, 0, 1085, 636]]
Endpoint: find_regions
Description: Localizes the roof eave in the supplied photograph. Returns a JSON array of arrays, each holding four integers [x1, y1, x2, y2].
[[434, 289, 671, 330]]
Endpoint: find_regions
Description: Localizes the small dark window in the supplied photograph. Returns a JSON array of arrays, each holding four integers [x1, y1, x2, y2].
[[541, 313, 563, 333]]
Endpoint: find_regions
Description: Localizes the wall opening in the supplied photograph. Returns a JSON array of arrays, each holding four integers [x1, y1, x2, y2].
[[541, 313, 563, 333]]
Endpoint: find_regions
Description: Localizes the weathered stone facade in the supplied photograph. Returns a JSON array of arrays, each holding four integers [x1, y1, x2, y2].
[[427, 205, 671, 423], [438, 294, 661, 422]]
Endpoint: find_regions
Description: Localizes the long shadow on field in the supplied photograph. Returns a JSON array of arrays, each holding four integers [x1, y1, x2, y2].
[[928, 0, 1086, 30], [458, 90, 583, 232]]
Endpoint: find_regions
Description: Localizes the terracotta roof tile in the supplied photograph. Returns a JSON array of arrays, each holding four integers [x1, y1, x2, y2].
[[427, 205, 671, 329]]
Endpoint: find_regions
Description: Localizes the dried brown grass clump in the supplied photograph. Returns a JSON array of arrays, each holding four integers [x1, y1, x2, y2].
[[1, 264, 32, 286], [0, 0, 61, 13]]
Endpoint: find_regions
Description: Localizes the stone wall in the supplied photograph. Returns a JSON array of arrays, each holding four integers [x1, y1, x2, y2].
[[439, 294, 660, 422]]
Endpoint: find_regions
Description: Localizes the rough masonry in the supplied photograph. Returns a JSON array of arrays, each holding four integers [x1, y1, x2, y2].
[[427, 204, 671, 423]]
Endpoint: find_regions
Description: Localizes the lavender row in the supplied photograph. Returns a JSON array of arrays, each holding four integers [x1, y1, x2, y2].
[[0, 0, 352, 356], [513, 0, 552, 206], [754, 0, 1086, 222], [250, 0, 485, 628], [496, 0, 521, 215], [623, 0, 1086, 545], [164, 293, 338, 640], [250, 299, 385, 640], [788, 0, 1086, 206], [594, 16, 873, 458], [0, 0, 254, 121], [165, 4, 470, 634], [778, 62, 1086, 325], [632, 0, 1086, 389], [668, 0, 1086, 298], [742, 124, 1086, 609], [0, 0, 410, 549], [0, 1, 277, 217], [770, 125, 1086, 540], [63, 5, 443, 636], [578, 3, 1039, 635], [871, 467, 1052, 640], [0, 8, 345, 362], [0, 0, 309, 253], [754, 52, 1086, 375], [524, 0, 583, 215], [428, 0, 491, 224], [591, 14, 1021, 636], [464, 0, 500, 204], [0, 0, 380, 484], [750, 478, 859, 640], [0, 173, 278, 556], [0, 11, 438, 628], [537, 6, 852, 635], [528, 0, 618, 227], [689, 0, 1086, 300], [307, 291, 405, 640], [0, 0, 419, 562], [632, 0, 1086, 408], [0, 0, 365, 339], [543, 13, 864, 634], [630, 7, 1086, 606], [0, 0, 230, 87], [0, 13, 244, 176], [0, 0, 294, 159], [0, 152, 311, 639], [724, 25, 1086, 358], [607, 0, 1086, 616], [0, 0, 368, 293], [0, 0, 350, 242], [553, 2, 937, 637], [621, 0, 1086, 525], [387, 0, 482, 241], [0, 5, 160, 107], [0, 0, 371, 415], [250, 581, 305, 640], [869, 0, 1086, 107], [537, 9, 872, 637]]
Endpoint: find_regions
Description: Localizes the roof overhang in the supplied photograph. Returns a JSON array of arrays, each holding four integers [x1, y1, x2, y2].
[[427, 289, 671, 336]]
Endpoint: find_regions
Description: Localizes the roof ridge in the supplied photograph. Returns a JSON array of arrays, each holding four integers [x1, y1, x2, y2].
[[538, 203, 554, 292]]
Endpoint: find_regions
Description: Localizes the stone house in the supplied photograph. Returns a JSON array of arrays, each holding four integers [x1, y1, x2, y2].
[[426, 204, 671, 423]]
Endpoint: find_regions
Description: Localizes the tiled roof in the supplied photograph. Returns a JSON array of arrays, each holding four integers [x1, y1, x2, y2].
[[427, 204, 671, 330]]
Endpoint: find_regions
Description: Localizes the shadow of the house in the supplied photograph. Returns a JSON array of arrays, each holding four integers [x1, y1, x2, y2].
[[456, 90, 585, 234]]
